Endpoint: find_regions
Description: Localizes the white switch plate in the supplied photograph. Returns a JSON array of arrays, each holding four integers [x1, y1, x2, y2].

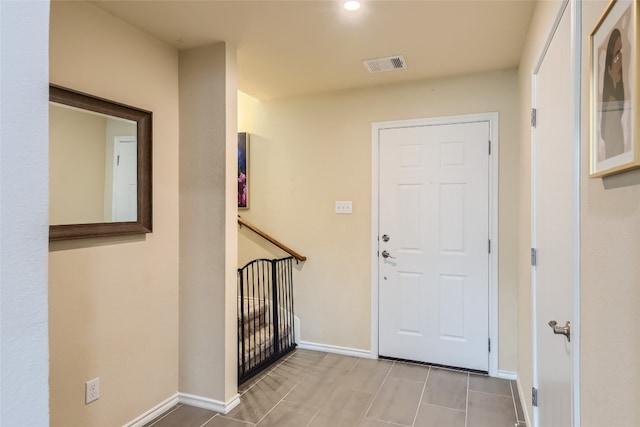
[[335, 201, 353, 214]]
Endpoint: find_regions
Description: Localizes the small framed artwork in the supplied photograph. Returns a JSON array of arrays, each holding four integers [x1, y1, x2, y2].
[[238, 132, 249, 209], [590, 0, 639, 177]]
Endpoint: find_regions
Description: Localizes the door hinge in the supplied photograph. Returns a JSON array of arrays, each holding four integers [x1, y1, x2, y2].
[[531, 108, 537, 128], [532, 387, 538, 407], [488, 140, 492, 155], [531, 248, 537, 266], [488, 338, 491, 352], [488, 239, 491, 254], [117, 154, 120, 166]]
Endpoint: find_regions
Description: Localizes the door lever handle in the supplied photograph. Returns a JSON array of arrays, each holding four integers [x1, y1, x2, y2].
[[548, 320, 571, 342], [381, 250, 396, 259]]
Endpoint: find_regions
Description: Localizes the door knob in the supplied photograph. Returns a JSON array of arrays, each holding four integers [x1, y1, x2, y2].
[[381, 250, 396, 259], [548, 320, 571, 342]]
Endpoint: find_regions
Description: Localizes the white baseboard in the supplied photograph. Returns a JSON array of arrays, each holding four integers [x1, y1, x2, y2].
[[516, 376, 532, 427], [294, 316, 301, 344], [298, 341, 516, 382], [496, 370, 517, 380], [122, 393, 179, 427], [123, 392, 241, 426], [297, 340, 373, 359], [178, 392, 241, 415]]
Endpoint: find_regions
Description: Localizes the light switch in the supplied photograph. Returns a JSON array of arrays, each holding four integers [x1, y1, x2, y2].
[[335, 201, 353, 214]]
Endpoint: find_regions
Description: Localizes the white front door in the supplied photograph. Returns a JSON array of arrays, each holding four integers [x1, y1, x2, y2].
[[377, 119, 490, 371], [532, 1, 578, 425]]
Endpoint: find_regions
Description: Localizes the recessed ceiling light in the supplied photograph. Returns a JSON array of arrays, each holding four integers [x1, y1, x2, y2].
[[344, 1, 361, 12]]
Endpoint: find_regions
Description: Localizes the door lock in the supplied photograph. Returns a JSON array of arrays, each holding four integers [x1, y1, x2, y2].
[[381, 250, 396, 259], [548, 320, 571, 342], [381, 234, 390, 242]]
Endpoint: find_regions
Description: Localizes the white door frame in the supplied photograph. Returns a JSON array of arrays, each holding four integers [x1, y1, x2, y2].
[[371, 112, 500, 377], [530, 0, 581, 425]]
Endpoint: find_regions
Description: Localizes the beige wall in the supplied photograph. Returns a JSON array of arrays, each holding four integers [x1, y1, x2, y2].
[[50, 104, 106, 224], [238, 91, 294, 267], [178, 42, 238, 404], [238, 69, 520, 371], [580, 1, 640, 425], [49, 2, 180, 426]]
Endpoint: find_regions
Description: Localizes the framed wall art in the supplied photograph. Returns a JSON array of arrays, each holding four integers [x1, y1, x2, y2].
[[590, 0, 639, 177], [238, 132, 249, 209]]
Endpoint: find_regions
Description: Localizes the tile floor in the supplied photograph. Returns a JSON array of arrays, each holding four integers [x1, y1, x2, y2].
[[144, 349, 527, 427]]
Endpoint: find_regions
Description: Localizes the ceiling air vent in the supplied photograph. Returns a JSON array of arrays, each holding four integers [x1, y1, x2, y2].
[[363, 55, 407, 73]]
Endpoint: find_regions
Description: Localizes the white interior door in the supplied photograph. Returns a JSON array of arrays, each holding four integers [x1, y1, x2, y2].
[[112, 136, 138, 222], [533, 2, 578, 425], [378, 120, 490, 371]]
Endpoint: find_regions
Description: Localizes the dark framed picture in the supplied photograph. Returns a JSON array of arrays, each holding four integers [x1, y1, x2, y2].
[[590, 0, 639, 177], [238, 132, 249, 209]]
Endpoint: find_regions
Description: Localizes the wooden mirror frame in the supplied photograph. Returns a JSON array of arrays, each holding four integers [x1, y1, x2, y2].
[[49, 85, 152, 241]]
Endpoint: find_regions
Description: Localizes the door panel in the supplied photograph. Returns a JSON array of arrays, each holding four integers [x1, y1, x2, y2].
[[534, 3, 575, 425], [378, 121, 489, 371]]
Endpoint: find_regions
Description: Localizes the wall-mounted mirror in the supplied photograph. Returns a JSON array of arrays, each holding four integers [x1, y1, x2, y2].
[[49, 85, 152, 241]]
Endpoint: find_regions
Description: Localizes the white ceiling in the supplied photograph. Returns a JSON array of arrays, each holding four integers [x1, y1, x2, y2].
[[90, 0, 536, 100]]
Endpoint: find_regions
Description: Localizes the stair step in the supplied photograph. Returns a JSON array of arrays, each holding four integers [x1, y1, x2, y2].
[[240, 322, 293, 366], [239, 297, 269, 326]]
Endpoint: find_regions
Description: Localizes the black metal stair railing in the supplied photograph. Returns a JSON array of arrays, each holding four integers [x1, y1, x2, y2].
[[237, 256, 296, 384]]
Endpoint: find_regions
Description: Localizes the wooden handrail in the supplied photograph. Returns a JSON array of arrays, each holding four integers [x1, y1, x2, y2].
[[237, 216, 307, 262]]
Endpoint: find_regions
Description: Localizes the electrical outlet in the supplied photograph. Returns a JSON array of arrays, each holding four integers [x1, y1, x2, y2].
[[85, 377, 100, 404]]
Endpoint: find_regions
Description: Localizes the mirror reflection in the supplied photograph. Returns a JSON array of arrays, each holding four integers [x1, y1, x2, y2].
[[50, 103, 138, 225], [48, 84, 152, 241]]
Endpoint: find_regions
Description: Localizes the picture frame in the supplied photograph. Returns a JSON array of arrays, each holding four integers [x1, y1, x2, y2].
[[238, 132, 249, 209], [590, 0, 639, 177]]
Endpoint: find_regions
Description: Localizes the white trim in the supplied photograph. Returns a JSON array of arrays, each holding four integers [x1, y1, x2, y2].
[[517, 376, 533, 427], [178, 392, 241, 415], [570, 0, 582, 425], [122, 394, 179, 427], [122, 392, 241, 426], [294, 315, 301, 344], [530, 69, 539, 427], [297, 341, 374, 359], [488, 113, 500, 378], [370, 130, 381, 360], [496, 370, 517, 381], [371, 112, 500, 377]]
